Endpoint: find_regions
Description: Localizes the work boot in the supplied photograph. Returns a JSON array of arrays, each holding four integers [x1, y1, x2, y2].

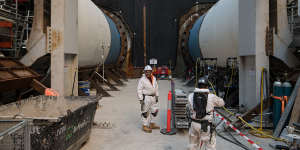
[[143, 125, 152, 133], [150, 123, 160, 129]]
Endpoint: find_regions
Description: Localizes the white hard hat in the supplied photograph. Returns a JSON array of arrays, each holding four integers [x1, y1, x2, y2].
[[144, 65, 152, 71]]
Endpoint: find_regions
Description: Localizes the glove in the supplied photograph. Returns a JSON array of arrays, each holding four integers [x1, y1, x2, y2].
[[155, 96, 159, 103], [140, 100, 144, 105]]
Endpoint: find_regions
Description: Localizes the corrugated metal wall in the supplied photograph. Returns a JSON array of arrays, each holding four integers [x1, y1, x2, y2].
[[92, 0, 217, 67]]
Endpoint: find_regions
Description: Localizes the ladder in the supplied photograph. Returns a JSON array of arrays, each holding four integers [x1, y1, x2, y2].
[[14, 11, 29, 58]]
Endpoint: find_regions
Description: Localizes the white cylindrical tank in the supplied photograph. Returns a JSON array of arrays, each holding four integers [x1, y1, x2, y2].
[[78, 0, 111, 67], [21, 0, 122, 67], [189, 0, 299, 67], [198, 0, 239, 66]]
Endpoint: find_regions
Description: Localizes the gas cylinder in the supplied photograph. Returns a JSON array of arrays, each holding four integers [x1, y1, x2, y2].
[[273, 80, 283, 129], [282, 81, 293, 97]]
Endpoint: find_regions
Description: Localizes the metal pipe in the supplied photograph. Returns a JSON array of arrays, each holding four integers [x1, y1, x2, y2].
[[298, 0, 300, 16], [15, 0, 18, 19], [95, 71, 108, 83], [143, 4, 147, 66], [292, 7, 294, 33]]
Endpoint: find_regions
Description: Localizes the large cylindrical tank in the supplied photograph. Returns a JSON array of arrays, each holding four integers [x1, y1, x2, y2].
[[21, 0, 129, 68], [78, 0, 121, 67], [187, 0, 238, 66], [183, 0, 299, 67]]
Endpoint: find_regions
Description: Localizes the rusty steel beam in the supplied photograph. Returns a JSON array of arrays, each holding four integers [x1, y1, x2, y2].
[[0, 58, 41, 92], [93, 71, 119, 91], [30, 79, 47, 94], [91, 79, 111, 97], [231, 98, 271, 128], [105, 69, 124, 86]]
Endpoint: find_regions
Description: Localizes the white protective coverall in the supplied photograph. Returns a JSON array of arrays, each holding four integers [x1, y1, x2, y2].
[[137, 74, 159, 127], [187, 88, 225, 150]]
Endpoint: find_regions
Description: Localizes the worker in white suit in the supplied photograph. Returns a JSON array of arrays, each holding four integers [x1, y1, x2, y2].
[[137, 65, 160, 133], [187, 77, 225, 150]]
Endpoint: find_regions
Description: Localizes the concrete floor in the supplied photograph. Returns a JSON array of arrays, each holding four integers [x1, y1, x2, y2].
[[81, 79, 274, 150]]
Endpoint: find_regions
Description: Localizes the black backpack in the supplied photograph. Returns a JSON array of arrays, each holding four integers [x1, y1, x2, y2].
[[193, 92, 208, 119]]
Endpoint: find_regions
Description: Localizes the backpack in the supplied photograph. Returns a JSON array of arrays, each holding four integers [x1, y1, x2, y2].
[[193, 92, 208, 119]]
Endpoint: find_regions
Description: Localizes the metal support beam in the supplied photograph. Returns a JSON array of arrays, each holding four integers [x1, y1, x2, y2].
[[91, 79, 111, 97], [238, 0, 270, 110], [113, 68, 129, 81], [93, 71, 119, 91], [51, 0, 65, 96], [20, 0, 47, 66], [51, 0, 78, 96], [143, 4, 147, 66], [273, 76, 300, 137], [105, 69, 124, 86], [27, 0, 44, 50], [30, 79, 47, 94], [110, 67, 128, 82]]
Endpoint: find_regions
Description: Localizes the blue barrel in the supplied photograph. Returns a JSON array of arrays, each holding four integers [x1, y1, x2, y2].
[[282, 81, 293, 97], [273, 80, 283, 129], [79, 81, 90, 96]]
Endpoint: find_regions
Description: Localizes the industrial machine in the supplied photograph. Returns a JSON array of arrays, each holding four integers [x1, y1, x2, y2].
[[173, 89, 189, 129], [0, 0, 133, 100], [178, 0, 299, 109], [154, 66, 170, 80], [20, 0, 132, 69], [285, 123, 300, 150], [197, 58, 218, 88], [223, 57, 239, 106]]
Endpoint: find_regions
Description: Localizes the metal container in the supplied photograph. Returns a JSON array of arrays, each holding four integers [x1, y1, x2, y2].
[[78, 81, 90, 96], [0, 120, 30, 150], [273, 80, 283, 129], [0, 96, 99, 150], [282, 81, 293, 97]]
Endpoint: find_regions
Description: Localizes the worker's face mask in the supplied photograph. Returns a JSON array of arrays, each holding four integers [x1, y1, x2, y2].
[[145, 70, 152, 77]]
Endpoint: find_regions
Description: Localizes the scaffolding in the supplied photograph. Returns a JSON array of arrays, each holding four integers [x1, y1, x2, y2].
[[0, 0, 32, 58]]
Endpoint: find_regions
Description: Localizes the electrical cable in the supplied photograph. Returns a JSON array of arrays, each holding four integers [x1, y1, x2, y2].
[[223, 124, 250, 150], [224, 61, 235, 100], [208, 78, 288, 143], [216, 129, 250, 150], [214, 118, 250, 150]]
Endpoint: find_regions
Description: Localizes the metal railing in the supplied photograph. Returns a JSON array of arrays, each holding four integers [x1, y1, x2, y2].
[[0, 0, 33, 58], [0, 120, 30, 150], [287, 1, 299, 33]]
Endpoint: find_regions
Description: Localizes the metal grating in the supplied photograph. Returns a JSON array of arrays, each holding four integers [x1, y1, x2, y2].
[[0, 120, 29, 150]]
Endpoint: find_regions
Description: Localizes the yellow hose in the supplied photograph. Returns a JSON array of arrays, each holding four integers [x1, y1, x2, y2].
[[222, 106, 287, 142], [260, 68, 264, 130], [208, 78, 288, 143]]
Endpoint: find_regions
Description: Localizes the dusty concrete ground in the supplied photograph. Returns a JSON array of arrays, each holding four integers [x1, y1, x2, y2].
[[81, 79, 274, 150]]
